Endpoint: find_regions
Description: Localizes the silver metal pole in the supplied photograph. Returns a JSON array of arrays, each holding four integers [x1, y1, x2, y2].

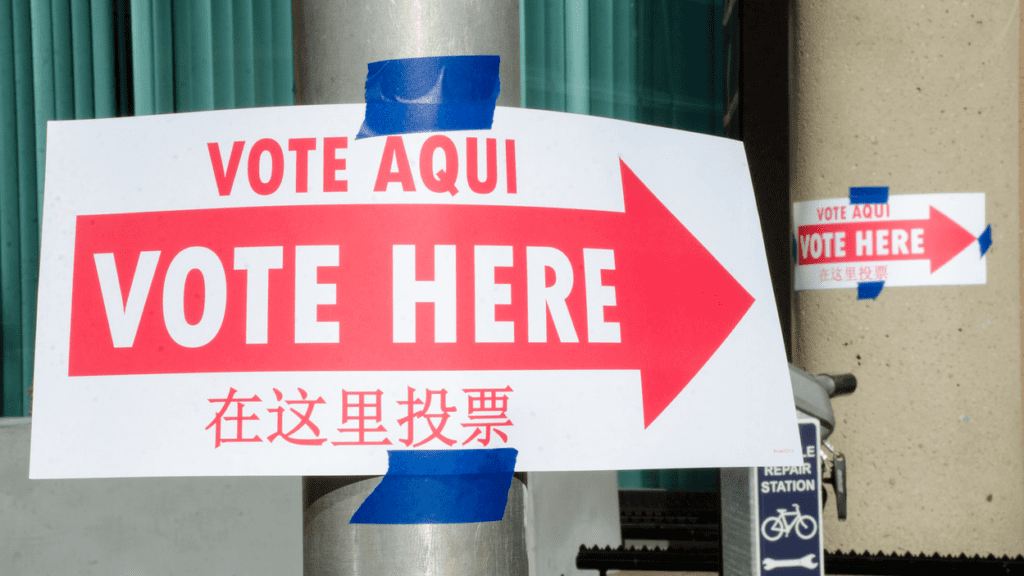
[[304, 476, 528, 576], [292, 2, 525, 575], [293, 0, 520, 108]]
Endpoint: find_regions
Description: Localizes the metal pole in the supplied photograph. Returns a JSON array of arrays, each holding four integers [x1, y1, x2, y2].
[[293, 0, 520, 108], [291, 2, 525, 574], [304, 475, 528, 575]]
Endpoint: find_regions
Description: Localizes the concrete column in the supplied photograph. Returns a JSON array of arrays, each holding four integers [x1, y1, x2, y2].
[[790, 1, 1021, 555]]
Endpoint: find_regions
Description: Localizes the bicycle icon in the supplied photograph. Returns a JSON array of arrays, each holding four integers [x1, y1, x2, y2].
[[761, 504, 818, 541]]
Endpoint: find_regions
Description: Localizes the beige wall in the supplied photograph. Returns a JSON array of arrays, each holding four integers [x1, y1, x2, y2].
[[790, 1, 1022, 555]]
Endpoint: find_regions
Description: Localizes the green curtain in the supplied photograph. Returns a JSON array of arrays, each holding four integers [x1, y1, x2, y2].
[[521, 0, 726, 491], [521, 0, 725, 135], [0, 0, 294, 417]]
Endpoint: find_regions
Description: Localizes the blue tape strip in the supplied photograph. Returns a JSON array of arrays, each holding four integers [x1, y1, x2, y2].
[[350, 448, 518, 524], [978, 224, 992, 257], [857, 281, 885, 300], [356, 55, 501, 139], [849, 186, 889, 204]]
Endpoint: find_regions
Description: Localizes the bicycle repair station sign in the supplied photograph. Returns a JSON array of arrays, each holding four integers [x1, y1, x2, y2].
[[30, 58, 801, 479], [757, 419, 824, 575]]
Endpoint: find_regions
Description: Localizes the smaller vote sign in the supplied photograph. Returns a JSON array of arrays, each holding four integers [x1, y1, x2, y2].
[[793, 193, 986, 291], [757, 420, 823, 575]]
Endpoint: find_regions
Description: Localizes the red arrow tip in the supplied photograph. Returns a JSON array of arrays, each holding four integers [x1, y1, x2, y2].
[[928, 206, 975, 273], [617, 160, 755, 428]]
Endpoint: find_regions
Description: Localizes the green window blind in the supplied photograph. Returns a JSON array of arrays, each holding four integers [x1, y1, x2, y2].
[[0, 0, 294, 417], [522, 0, 725, 135]]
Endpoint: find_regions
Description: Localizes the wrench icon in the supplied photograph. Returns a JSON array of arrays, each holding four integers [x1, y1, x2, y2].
[[762, 553, 818, 571]]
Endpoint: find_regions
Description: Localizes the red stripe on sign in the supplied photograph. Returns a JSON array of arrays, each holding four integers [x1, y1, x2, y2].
[[795, 206, 975, 273], [69, 161, 754, 427]]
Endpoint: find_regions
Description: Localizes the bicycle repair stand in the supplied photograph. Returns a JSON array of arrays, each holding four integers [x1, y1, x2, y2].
[[720, 364, 855, 576]]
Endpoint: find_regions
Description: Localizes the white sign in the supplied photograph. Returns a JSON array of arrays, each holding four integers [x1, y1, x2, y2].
[[30, 105, 800, 478], [794, 193, 986, 291]]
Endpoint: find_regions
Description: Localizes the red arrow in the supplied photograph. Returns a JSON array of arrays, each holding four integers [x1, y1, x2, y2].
[[796, 206, 975, 273], [69, 160, 754, 427]]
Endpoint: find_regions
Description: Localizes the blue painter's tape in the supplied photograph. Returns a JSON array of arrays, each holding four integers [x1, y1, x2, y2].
[[356, 55, 501, 139], [350, 448, 518, 524], [857, 281, 884, 300], [849, 186, 889, 204], [978, 224, 992, 257]]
